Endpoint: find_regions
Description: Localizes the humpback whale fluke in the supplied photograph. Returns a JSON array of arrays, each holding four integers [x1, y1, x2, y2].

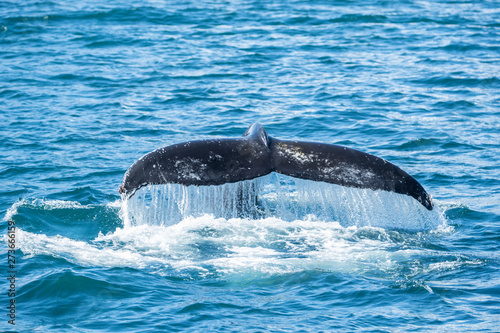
[[119, 123, 433, 210]]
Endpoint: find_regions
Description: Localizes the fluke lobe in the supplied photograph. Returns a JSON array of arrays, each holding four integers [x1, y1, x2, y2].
[[119, 123, 433, 210]]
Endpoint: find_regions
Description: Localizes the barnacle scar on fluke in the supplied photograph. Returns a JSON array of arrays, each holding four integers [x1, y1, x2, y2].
[[119, 123, 433, 210]]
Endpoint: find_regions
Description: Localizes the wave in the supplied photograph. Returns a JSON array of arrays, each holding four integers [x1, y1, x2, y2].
[[3, 198, 91, 222], [409, 75, 500, 88], [3, 198, 122, 241]]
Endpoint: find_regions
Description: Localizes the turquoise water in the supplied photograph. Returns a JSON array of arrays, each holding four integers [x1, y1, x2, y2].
[[1, 0, 499, 331]]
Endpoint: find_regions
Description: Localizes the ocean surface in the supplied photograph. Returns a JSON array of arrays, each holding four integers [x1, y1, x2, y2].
[[1, 0, 499, 331]]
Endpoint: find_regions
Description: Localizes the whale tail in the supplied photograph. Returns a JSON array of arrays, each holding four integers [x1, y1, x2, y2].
[[120, 123, 433, 210]]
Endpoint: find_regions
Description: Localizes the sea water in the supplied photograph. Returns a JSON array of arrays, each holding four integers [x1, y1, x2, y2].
[[1, 0, 499, 331]]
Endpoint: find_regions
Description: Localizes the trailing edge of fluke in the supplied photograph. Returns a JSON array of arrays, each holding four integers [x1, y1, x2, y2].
[[119, 123, 433, 210]]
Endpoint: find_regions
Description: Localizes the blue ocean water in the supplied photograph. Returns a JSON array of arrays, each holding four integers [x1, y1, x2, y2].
[[1, 0, 499, 331]]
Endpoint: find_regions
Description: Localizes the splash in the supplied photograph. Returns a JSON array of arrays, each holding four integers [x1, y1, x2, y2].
[[8, 195, 452, 280], [14, 215, 460, 280], [7, 176, 448, 280], [121, 173, 445, 231]]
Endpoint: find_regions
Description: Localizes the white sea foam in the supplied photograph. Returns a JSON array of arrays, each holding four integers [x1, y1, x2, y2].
[[3, 199, 27, 222], [15, 214, 447, 279]]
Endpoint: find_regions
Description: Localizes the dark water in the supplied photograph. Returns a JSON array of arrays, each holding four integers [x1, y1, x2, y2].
[[1, 0, 499, 331]]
